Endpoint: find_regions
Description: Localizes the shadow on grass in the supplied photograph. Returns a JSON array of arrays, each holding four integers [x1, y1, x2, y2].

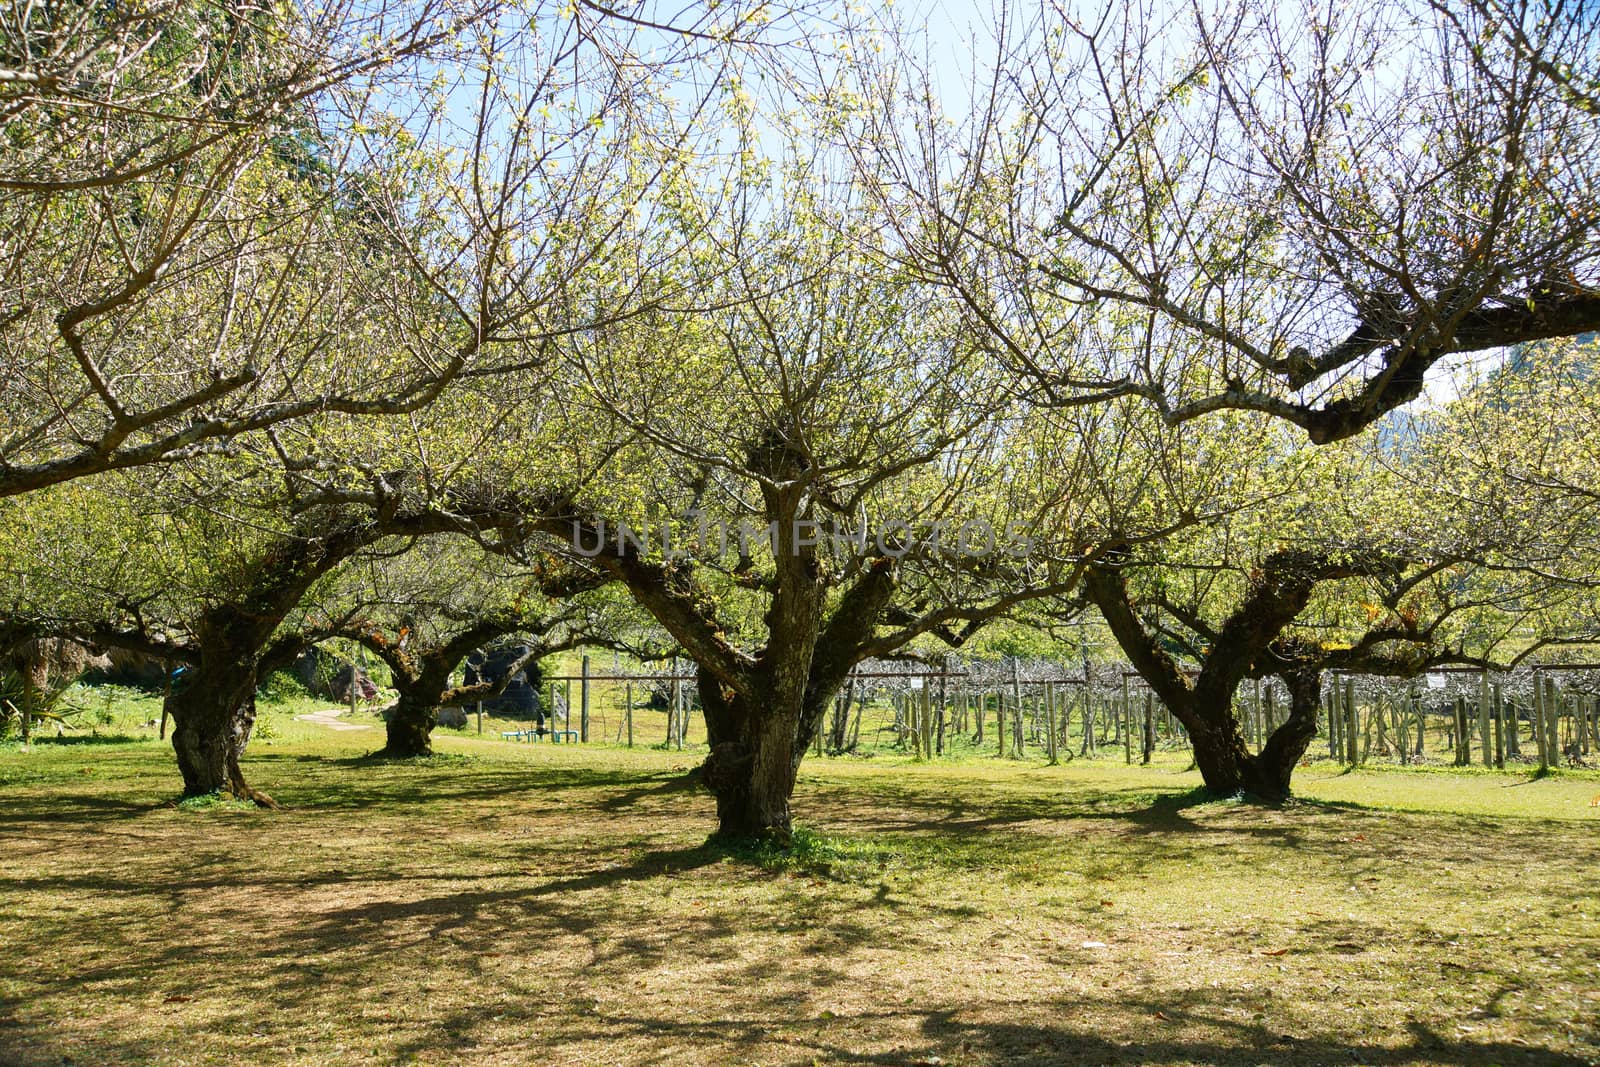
[[24, 733, 156, 746], [0, 793, 166, 824], [281, 841, 736, 948], [4, 981, 1585, 1067], [596, 769, 703, 812], [327, 750, 481, 768], [241, 755, 708, 813], [1277, 790, 1582, 835], [363, 986, 1594, 1067], [5, 740, 1599, 1067], [894, 1009, 1594, 1067]]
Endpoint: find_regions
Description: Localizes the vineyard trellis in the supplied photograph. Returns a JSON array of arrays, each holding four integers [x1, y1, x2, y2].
[[491, 652, 1600, 778]]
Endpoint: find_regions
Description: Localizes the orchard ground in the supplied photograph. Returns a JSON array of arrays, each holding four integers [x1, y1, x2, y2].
[[2, 692, 1599, 1066]]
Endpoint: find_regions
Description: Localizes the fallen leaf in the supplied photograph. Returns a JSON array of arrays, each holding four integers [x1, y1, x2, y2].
[[1153, 1010, 1172, 1021], [1260, 948, 1290, 957]]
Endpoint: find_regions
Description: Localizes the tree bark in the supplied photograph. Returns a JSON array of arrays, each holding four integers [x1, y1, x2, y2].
[[346, 614, 556, 760], [1248, 671, 1323, 799], [547, 489, 910, 841], [163, 607, 281, 807], [693, 488, 886, 839], [382, 692, 437, 758], [1085, 549, 1383, 801], [1183, 713, 1255, 794], [167, 661, 277, 806], [375, 657, 449, 759], [1177, 671, 1322, 799], [698, 670, 802, 839]]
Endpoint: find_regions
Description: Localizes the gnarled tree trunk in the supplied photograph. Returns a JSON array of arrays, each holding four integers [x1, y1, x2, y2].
[[699, 669, 806, 839], [374, 658, 445, 759], [168, 672, 276, 806], [1184, 715, 1255, 794], [1248, 670, 1323, 798], [547, 485, 901, 841], [375, 640, 549, 759], [1086, 550, 1384, 802], [165, 612, 280, 807], [382, 691, 438, 758], [1185, 669, 1324, 799]]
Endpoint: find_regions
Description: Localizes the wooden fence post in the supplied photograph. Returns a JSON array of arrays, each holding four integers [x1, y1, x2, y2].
[[1533, 677, 1548, 769], [1545, 676, 1560, 767], [937, 671, 948, 757], [669, 658, 681, 751], [1492, 682, 1504, 769], [924, 684, 935, 761], [1401, 694, 1414, 767], [1478, 672, 1492, 767], [1142, 691, 1155, 765], [579, 655, 590, 742], [1122, 675, 1133, 765], [1328, 688, 1340, 761], [1548, 678, 1563, 764], [1344, 679, 1358, 765], [1045, 683, 1058, 765], [1251, 679, 1261, 747], [1011, 662, 1024, 758], [1082, 691, 1096, 757]]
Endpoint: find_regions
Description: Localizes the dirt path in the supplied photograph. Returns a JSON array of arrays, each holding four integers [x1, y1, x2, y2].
[[293, 707, 374, 732]]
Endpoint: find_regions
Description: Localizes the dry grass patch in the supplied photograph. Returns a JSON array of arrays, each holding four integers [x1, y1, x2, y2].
[[1, 733, 1597, 1066]]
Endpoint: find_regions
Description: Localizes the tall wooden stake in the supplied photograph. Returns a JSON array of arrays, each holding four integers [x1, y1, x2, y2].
[[579, 654, 590, 742], [1344, 678, 1358, 766], [1478, 671, 1492, 767]]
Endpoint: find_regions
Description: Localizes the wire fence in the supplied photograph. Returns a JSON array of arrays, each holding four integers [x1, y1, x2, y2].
[[486, 655, 1600, 771]]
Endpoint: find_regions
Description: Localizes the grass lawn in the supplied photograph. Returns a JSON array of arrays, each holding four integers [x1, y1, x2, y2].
[[2, 706, 1598, 1066]]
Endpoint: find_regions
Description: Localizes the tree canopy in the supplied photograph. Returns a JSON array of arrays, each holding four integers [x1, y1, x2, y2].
[[2, 0, 1598, 833]]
